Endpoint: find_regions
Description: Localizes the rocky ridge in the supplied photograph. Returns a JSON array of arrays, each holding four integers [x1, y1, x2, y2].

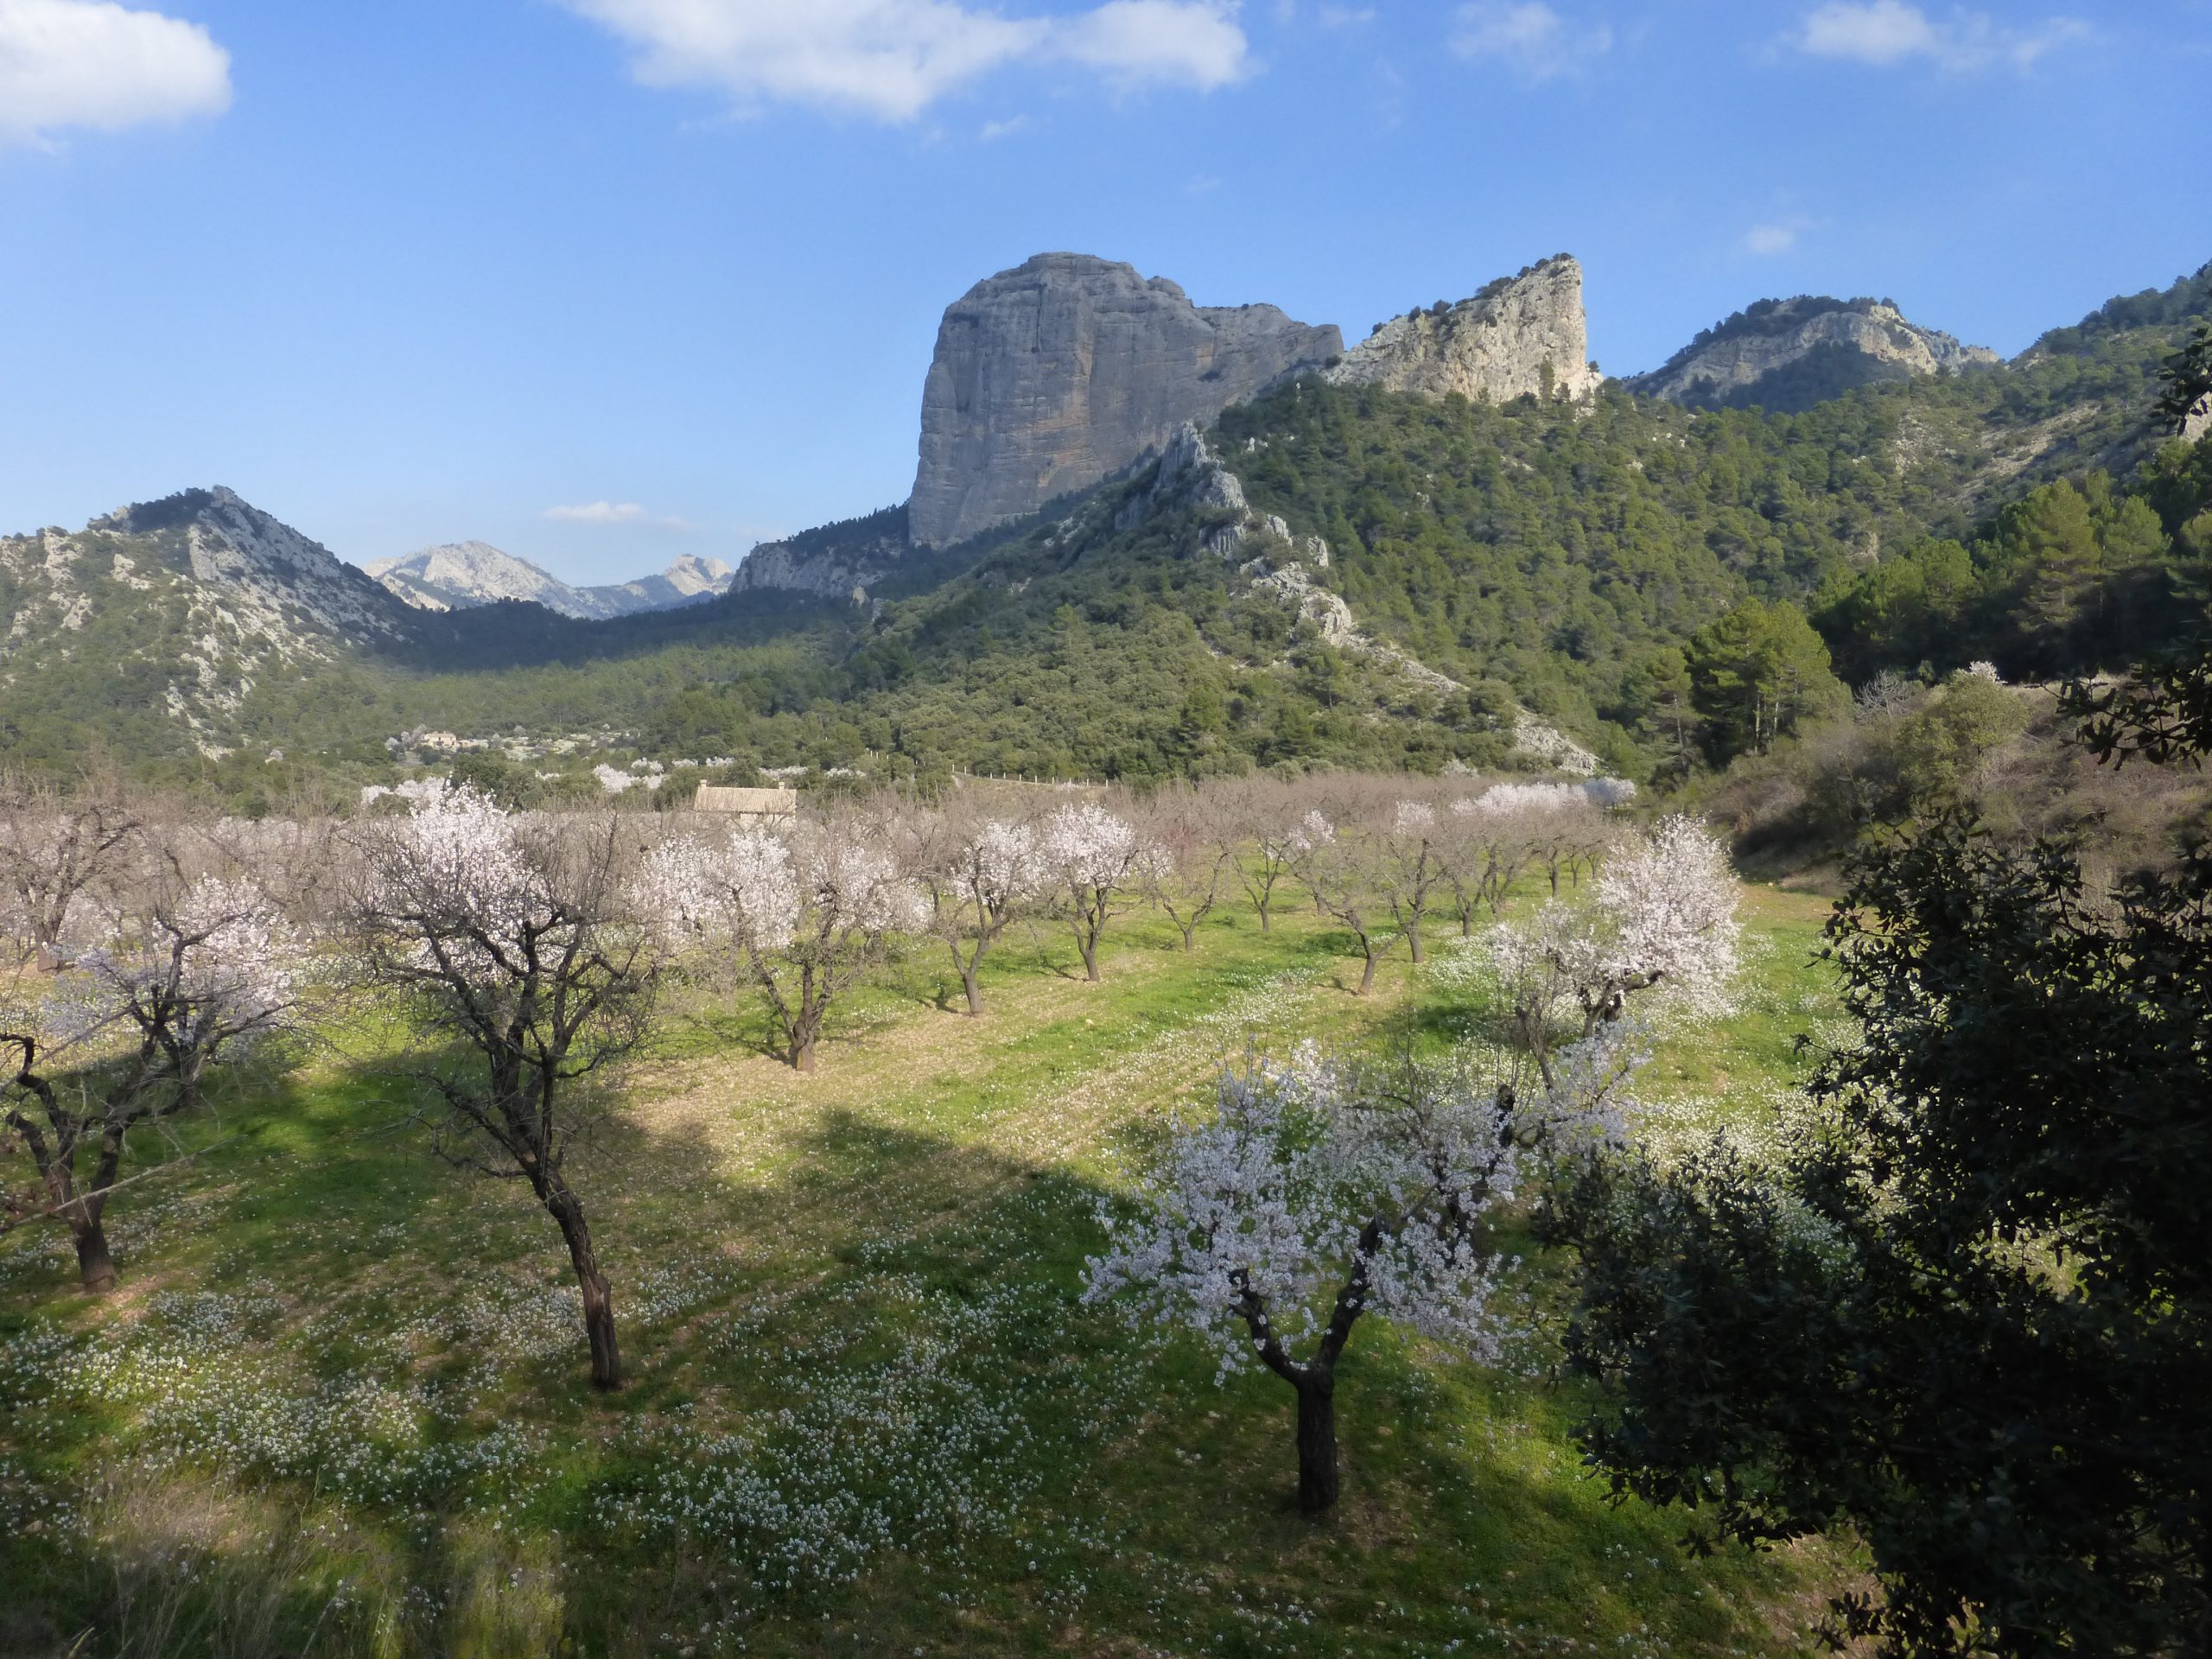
[[907, 253, 1342, 549], [368, 542, 734, 620], [1325, 255, 1602, 404], [729, 510, 911, 605], [1631, 296, 1999, 413], [1, 487, 416, 755], [1133, 424, 1599, 772]]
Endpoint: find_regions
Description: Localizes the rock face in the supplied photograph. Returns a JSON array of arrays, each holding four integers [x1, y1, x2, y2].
[[368, 543, 734, 620], [1631, 296, 1998, 414], [1325, 255, 1601, 404], [908, 253, 1342, 549]]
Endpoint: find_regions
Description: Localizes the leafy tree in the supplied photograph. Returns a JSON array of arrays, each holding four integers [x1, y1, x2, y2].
[[1541, 695, 2212, 1654], [1686, 599, 1847, 762]]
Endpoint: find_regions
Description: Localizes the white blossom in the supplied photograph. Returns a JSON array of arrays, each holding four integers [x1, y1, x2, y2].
[[1462, 814, 1741, 1076], [52, 875, 305, 1057], [1039, 804, 1160, 893], [1085, 1040, 1624, 1382]]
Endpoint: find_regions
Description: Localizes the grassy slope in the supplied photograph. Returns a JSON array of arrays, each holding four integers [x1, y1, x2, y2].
[[1, 884, 1850, 1658]]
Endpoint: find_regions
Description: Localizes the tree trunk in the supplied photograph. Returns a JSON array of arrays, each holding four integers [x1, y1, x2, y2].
[[1356, 943, 1378, 996], [544, 1181, 620, 1390], [962, 962, 984, 1018], [1078, 928, 1102, 982], [1258, 899, 1272, 935], [1294, 1371, 1338, 1513], [794, 1037, 816, 1072], [73, 1214, 117, 1294], [1405, 921, 1425, 964]]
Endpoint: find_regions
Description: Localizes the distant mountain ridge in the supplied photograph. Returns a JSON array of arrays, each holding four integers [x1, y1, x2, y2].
[[1630, 295, 1999, 413], [365, 542, 734, 620]]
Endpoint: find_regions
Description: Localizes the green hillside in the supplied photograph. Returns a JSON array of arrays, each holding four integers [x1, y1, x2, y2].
[[4, 264, 2209, 802]]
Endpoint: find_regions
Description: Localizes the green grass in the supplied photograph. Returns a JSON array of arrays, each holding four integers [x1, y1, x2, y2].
[[1, 887, 1856, 1657]]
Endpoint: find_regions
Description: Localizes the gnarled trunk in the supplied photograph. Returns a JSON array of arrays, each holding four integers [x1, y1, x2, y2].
[[543, 1179, 620, 1391], [73, 1211, 117, 1294], [1405, 920, 1425, 964], [1356, 940, 1380, 996], [961, 961, 984, 1018], [1294, 1370, 1338, 1513]]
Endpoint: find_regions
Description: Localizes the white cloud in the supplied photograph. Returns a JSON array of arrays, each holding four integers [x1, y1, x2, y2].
[[978, 113, 1031, 140], [1745, 219, 1807, 256], [1795, 2, 2088, 73], [562, 0, 1249, 124], [0, 0, 231, 146], [1059, 0, 1247, 91], [545, 501, 651, 524], [1450, 3, 1611, 82]]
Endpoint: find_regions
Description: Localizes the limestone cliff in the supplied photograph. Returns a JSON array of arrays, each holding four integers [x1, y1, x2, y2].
[[907, 253, 1342, 549], [1631, 296, 1998, 414], [1325, 255, 1601, 404]]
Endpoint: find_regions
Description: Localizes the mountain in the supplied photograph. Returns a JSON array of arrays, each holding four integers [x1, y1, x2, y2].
[[907, 253, 1342, 549], [0, 486, 416, 767], [3, 257, 2208, 800], [365, 543, 734, 620], [1324, 255, 1602, 404], [1630, 296, 1999, 414]]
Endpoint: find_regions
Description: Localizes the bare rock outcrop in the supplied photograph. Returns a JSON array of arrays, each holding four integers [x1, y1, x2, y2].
[[908, 253, 1342, 549], [729, 508, 909, 605], [1325, 255, 1601, 404], [1630, 296, 1998, 414]]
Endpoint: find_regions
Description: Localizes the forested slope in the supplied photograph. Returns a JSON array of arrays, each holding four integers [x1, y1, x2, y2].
[[4, 263, 2209, 802]]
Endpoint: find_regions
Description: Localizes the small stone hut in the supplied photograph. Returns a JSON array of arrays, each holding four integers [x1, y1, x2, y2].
[[693, 785, 798, 821]]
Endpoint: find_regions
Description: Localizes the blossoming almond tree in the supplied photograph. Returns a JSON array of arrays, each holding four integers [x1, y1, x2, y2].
[[1379, 800, 1448, 965], [1, 873, 303, 1291], [0, 774, 139, 968], [643, 817, 925, 1069], [1475, 815, 1741, 1085], [1235, 790, 1306, 936], [1039, 804, 1161, 983], [920, 816, 1046, 1018], [1085, 1041, 1628, 1513], [346, 783, 657, 1390], [1290, 810, 1395, 995], [1141, 790, 1236, 953]]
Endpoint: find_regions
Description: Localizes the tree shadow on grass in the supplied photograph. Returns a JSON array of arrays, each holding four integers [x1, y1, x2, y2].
[[4, 1054, 1851, 1658]]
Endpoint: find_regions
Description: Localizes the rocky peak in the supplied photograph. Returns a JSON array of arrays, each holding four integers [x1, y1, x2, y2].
[[93, 486, 410, 641], [1325, 255, 1601, 404], [368, 542, 737, 620], [1630, 296, 1999, 414], [907, 252, 1343, 549]]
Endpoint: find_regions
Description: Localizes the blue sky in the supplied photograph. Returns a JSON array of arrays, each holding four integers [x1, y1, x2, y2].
[[3, 0, 2208, 584]]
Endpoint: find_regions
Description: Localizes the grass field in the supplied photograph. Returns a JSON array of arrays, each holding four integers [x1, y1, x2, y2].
[[1, 882, 1860, 1657]]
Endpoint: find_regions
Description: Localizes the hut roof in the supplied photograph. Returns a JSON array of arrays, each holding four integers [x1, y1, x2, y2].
[[694, 785, 798, 816]]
